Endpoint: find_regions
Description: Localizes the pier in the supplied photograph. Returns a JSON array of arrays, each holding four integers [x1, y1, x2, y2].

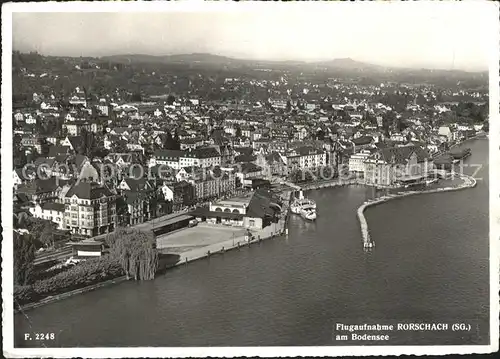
[[357, 174, 477, 250]]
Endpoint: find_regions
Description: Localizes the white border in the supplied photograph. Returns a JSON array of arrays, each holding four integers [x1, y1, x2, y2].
[[2, 1, 499, 357]]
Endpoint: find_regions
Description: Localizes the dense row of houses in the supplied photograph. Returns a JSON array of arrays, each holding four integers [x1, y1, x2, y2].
[[13, 82, 486, 237]]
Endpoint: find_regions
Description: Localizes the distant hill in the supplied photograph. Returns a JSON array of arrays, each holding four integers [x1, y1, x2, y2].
[[100, 53, 242, 65], [102, 53, 379, 68], [100, 53, 485, 76], [311, 57, 384, 70], [101, 53, 379, 69]]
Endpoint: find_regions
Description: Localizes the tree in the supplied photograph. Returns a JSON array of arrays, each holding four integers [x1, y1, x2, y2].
[[130, 92, 142, 102], [319, 165, 334, 180], [483, 120, 489, 133], [235, 126, 242, 138], [14, 147, 28, 168], [163, 130, 179, 150], [290, 169, 314, 183], [416, 94, 427, 106], [39, 222, 55, 248], [79, 128, 97, 158], [116, 197, 130, 226], [106, 228, 158, 280], [166, 94, 176, 106], [316, 129, 325, 141], [92, 147, 110, 159], [26, 148, 39, 165], [113, 140, 128, 154], [396, 118, 409, 132], [172, 131, 181, 150], [26, 217, 47, 235], [296, 99, 304, 111], [14, 232, 36, 285], [40, 137, 50, 157]]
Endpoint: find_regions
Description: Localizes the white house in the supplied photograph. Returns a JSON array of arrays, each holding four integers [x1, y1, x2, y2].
[[29, 202, 66, 230], [457, 124, 473, 132], [285, 146, 326, 170], [14, 112, 24, 123], [13, 168, 35, 188], [153, 108, 163, 117], [175, 167, 194, 182], [126, 143, 145, 154], [298, 127, 309, 141], [25, 114, 36, 125], [348, 150, 372, 173], [438, 126, 452, 142], [427, 144, 439, 154], [306, 103, 317, 112], [161, 184, 175, 201], [103, 135, 113, 150], [390, 132, 406, 143]]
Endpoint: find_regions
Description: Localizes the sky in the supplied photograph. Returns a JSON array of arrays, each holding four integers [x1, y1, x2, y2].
[[10, 2, 496, 71]]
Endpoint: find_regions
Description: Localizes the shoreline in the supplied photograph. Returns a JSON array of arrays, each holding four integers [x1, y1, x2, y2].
[[356, 174, 477, 248], [15, 276, 130, 313], [449, 132, 487, 150], [432, 132, 487, 159], [16, 191, 292, 313], [300, 178, 365, 191]]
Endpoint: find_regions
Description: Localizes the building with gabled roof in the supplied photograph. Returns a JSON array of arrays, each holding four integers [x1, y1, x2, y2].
[[17, 177, 72, 204], [438, 126, 452, 142], [285, 146, 326, 172], [60, 136, 83, 152], [48, 145, 72, 158], [62, 181, 117, 236], [29, 202, 66, 230], [364, 145, 433, 187], [150, 148, 221, 169], [117, 178, 154, 193], [13, 167, 36, 189]]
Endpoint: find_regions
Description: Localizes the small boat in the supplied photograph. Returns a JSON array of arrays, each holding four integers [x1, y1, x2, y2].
[[300, 204, 317, 221]]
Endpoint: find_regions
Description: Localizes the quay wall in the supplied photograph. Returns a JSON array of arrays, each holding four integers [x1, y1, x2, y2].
[[300, 178, 365, 191], [16, 276, 130, 313], [171, 190, 292, 268], [356, 175, 477, 248]]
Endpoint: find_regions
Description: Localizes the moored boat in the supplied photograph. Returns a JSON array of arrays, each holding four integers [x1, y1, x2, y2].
[[290, 190, 316, 214], [425, 178, 438, 185], [300, 204, 317, 221]]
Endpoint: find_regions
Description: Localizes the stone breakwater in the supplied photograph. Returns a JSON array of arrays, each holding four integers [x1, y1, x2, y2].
[[357, 175, 477, 249]]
